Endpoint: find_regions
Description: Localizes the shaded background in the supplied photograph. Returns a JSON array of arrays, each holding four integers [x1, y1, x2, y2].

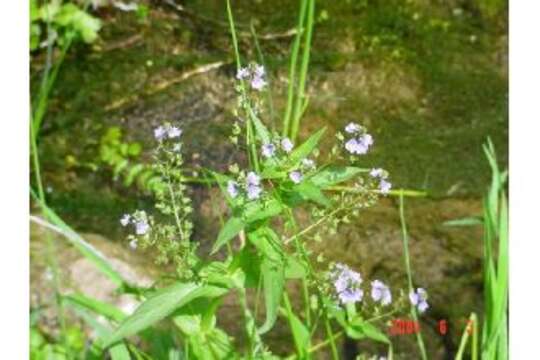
[[30, 0, 507, 358]]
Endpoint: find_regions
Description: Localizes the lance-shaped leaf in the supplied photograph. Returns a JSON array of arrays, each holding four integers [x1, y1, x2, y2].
[[106, 282, 227, 346], [288, 127, 326, 165]]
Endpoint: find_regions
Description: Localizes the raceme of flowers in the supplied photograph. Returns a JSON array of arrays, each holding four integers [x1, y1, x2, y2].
[[343, 122, 374, 155], [236, 63, 267, 91]]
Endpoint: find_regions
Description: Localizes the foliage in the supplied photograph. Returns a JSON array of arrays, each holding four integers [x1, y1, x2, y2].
[[99, 126, 165, 194], [30, 0, 102, 51]]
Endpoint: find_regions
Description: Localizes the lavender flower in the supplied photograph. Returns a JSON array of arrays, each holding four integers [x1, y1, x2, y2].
[[261, 143, 276, 158], [370, 168, 384, 178], [344, 133, 373, 155], [250, 76, 267, 91], [289, 171, 303, 184], [281, 138, 294, 153], [338, 288, 364, 304], [246, 172, 261, 186], [154, 126, 167, 141], [236, 67, 249, 80], [134, 219, 150, 235], [409, 288, 429, 313], [254, 64, 265, 78], [379, 179, 392, 195], [345, 122, 362, 134], [331, 263, 363, 305], [120, 214, 131, 227], [246, 184, 262, 200], [227, 180, 239, 198], [167, 126, 182, 139], [371, 280, 392, 306]]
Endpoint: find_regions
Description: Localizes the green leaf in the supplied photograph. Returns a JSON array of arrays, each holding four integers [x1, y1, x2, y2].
[[106, 282, 227, 346], [288, 127, 326, 165], [443, 217, 483, 227], [310, 165, 366, 188], [294, 181, 332, 207], [63, 294, 126, 323], [258, 257, 285, 334], [124, 164, 145, 186], [282, 300, 310, 357], [347, 318, 390, 344], [211, 217, 245, 254], [250, 114, 271, 144], [247, 228, 284, 334], [284, 255, 307, 279], [244, 198, 283, 223]]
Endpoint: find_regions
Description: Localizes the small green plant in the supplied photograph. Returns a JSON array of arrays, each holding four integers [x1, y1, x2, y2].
[[99, 126, 165, 193], [30, 0, 101, 51]]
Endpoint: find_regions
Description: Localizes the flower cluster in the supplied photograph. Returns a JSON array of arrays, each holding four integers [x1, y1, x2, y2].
[[120, 210, 152, 250], [236, 63, 267, 91], [330, 263, 364, 304], [371, 280, 392, 306], [154, 124, 182, 142], [409, 288, 429, 313], [343, 122, 374, 155], [227, 171, 264, 201], [369, 168, 392, 195], [329, 263, 395, 308]]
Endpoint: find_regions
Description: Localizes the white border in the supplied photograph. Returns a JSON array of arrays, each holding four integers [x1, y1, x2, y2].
[[510, 0, 540, 357], [0, 0, 29, 358]]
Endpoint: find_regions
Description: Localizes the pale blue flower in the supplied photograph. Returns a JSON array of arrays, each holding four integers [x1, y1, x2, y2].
[[289, 171, 303, 184], [227, 180, 239, 198], [246, 184, 262, 200], [338, 288, 364, 304], [359, 133, 374, 147], [261, 143, 276, 158], [236, 67, 249, 80], [168, 126, 182, 139], [254, 64, 265, 78], [251, 76, 267, 91], [135, 220, 150, 235], [370, 168, 384, 178], [246, 172, 261, 186], [409, 288, 429, 313], [281, 138, 294, 153], [331, 263, 363, 305], [154, 126, 167, 141], [379, 179, 392, 195], [345, 122, 362, 134], [371, 280, 392, 306], [120, 214, 131, 227]]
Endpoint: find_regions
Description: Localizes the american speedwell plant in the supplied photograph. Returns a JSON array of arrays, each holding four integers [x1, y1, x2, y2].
[[106, 1, 431, 358]]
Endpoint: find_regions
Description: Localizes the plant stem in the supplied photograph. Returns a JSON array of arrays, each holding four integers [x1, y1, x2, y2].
[[282, 0, 308, 137], [290, 0, 315, 142], [399, 192, 428, 360], [324, 317, 340, 360]]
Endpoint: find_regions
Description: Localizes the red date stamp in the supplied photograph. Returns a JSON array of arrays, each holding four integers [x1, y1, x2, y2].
[[388, 318, 475, 336]]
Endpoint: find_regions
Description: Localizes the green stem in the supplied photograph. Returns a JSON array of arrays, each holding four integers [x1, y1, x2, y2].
[[290, 0, 315, 142], [399, 193, 428, 360], [324, 317, 340, 360], [282, 0, 309, 137]]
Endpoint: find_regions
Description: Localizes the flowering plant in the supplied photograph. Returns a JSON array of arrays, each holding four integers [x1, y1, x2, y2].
[[105, 1, 430, 358]]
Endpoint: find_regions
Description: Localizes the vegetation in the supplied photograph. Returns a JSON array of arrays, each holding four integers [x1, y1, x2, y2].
[[29, 0, 508, 358]]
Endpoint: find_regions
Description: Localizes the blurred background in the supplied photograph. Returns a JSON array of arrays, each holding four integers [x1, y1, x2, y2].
[[30, 0, 507, 358]]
